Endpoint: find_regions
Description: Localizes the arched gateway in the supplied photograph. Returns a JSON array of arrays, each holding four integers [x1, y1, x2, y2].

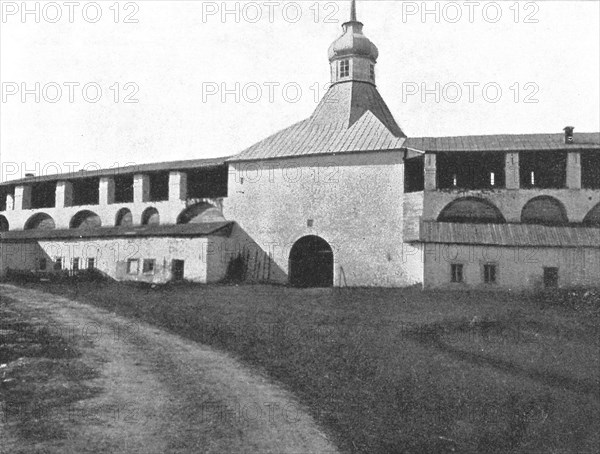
[[289, 236, 334, 288]]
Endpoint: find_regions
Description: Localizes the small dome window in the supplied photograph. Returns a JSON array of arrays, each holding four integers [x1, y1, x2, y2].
[[370, 64, 375, 80], [339, 60, 350, 78]]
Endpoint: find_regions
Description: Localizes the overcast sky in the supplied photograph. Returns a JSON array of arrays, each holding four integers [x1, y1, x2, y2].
[[1, 0, 599, 181]]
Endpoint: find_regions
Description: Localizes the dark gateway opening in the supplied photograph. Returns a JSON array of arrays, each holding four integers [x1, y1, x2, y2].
[[289, 236, 334, 288]]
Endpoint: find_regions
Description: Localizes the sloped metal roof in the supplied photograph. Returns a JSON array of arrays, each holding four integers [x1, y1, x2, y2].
[[229, 81, 406, 162], [419, 221, 600, 248], [404, 133, 600, 153], [0, 222, 234, 241], [1, 157, 229, 187]]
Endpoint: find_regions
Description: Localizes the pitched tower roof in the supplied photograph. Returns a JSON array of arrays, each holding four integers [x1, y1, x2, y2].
[[230, 0, 405, 162]]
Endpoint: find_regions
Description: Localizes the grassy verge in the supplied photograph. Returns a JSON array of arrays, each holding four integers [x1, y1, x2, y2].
[[13, 281, 600, 453], [0, 294, 101, 453]]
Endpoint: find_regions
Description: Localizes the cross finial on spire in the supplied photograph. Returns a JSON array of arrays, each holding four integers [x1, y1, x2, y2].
[[350, 0, 357, 22]]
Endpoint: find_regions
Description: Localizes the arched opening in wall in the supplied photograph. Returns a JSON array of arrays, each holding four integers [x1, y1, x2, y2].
[[289, 236, 333, 288], [177, 203, 225, 224], [437, 197, 506, 224], [115, 208, 133, 227], [521, 196, 568, 226], [24, 213, 55, 230], [583, 203, 600, 227], [70, 210, 102, 229], [0, 215, 9, 232], [141, 207, 160, 226]]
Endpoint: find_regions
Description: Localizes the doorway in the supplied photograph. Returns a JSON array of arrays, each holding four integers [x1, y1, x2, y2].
[[172, 260, 185, 282], [289, 236, 333, 288]]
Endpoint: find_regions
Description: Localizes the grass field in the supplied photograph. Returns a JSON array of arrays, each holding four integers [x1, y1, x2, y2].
[[13, 281, 600, 453]]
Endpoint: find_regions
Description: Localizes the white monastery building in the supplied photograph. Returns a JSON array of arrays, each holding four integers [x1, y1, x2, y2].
[[2, 1, 600, 290]]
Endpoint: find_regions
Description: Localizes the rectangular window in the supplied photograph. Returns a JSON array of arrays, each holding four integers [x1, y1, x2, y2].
[[149, 172, 170, 202], [114, 175, 134, 203], [369, 64, 375, 80], [54, 257, 63, 271], [543, 267, 559, 288], [72, 258, 80, 271], [483, 264, 497, 284], [340, 60, 350, 78], [143, 259, 156, 274], [490, 172, 495, 187], [451, 264, 464, 283], [87, 258, 95, 269], [582, 151, 600, 189], [127, 259, 139, 275], [39, 258, 47, 271], [520, 151, 567, 189]]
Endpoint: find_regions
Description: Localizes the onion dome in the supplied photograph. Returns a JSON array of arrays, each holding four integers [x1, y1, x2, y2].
[[328, 1, 379, 63]]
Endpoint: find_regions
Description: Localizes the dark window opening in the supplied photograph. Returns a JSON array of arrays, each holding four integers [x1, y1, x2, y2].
[[451, 264, 464, 283], [54, 258, 63, 271], [543, 267, 559, 288], [582, 152, 600, 189], [186, 166, 228, 199], [114, 175, 134, 203], [520, 151, 567, 189], [72, 258, 80, 271], [149, 172, 169, 202], [483, 264, 497, 284], [437, 152, 505, 190], [72, 178, 99, 206], [39, 258, 47, 271], [0, 186, 14, 211], [143, 259, 156, 274], [404, 157, 424, 192], [87, 258, 96, 269], [31, 182, 56, 209], [369, 64, 375, 81]]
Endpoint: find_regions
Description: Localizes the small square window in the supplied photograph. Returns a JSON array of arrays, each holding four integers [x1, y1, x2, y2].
[[483, 264, 497, 284], [39, 258, 47, 271], [87, 258, 95, 270], [340, 60, 350, 78], [54, 258, 63, 271], [72, 258, 80, 271], [127, 259, 139, 275], [143, 259, 156, 274], [451, 264, 464, 283], [307, 219, 314, 227]]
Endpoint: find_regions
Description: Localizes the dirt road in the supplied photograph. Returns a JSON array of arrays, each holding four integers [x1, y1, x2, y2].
[[0, 284, 338, 454]]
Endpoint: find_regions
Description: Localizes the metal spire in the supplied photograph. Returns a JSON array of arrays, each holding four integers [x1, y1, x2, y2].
[[350, 0, 357, 22]]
